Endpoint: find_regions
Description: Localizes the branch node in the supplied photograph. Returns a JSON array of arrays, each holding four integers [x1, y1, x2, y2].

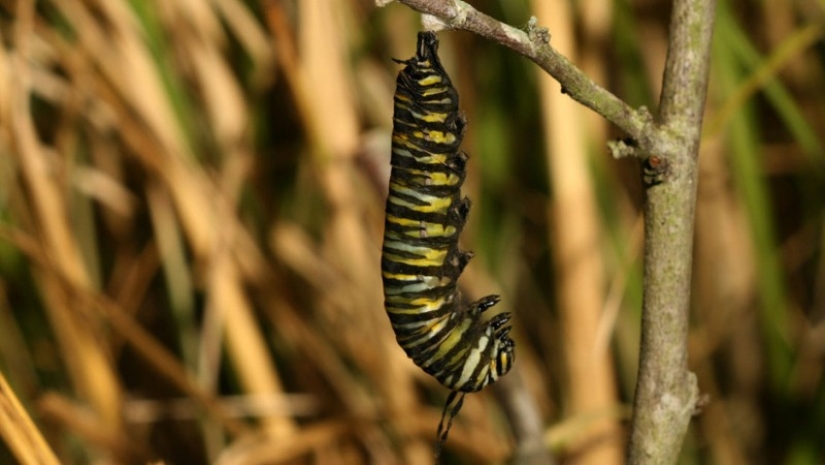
[[526, 16, 550, 45], [642, 155, 670, 186], [452, 0, 470, 25], [607, 138, 639, 159], [693, 393, 711, 416]]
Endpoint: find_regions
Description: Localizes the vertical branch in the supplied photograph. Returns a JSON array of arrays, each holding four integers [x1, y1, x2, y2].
[[627, 0, 717, 464]]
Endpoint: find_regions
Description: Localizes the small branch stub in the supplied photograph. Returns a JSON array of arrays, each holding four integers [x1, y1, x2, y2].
[[608, 138, 639, 159], [642, 155, 670, 186], [693, 393, 711, 415], [526, 16, 550, 45]]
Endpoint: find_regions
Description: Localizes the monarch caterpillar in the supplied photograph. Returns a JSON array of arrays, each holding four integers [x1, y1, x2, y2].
[[381, 31, 515, 461]]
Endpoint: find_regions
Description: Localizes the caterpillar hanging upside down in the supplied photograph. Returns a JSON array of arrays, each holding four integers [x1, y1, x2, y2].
[[381, 31, 516, 461]]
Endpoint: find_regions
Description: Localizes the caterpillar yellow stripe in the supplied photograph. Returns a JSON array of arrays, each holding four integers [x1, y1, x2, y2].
[[381, 31, 515, 462]]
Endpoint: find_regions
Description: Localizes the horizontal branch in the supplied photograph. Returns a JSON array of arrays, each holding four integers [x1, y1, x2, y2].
[[391, 0, 654, 146]]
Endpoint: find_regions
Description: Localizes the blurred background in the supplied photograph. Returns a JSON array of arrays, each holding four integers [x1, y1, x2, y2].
[[0, 0, 824, 464]]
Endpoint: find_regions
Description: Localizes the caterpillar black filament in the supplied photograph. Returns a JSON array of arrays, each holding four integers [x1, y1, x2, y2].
[[381, 31, 515, 460]]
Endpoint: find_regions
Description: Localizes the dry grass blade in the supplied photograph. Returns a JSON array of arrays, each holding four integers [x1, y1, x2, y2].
[[214, 421, 350, 465], [7, 0, 123, 434], [0, 371, 60, 465], [296, 0, 430, 462], [529, 0, 623, 462], [208, 252, 297, 437], [37, 393, 152, 463], [543, 404, 632, 452], [0, 224, 251, 437], [705, 23, 824, 138]]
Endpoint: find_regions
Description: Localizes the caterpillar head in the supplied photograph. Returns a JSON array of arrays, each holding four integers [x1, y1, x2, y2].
[[488, 313, 515, 379]]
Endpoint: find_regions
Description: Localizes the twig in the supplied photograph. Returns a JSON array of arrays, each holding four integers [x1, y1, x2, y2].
[[392, 0, 654, 150]]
